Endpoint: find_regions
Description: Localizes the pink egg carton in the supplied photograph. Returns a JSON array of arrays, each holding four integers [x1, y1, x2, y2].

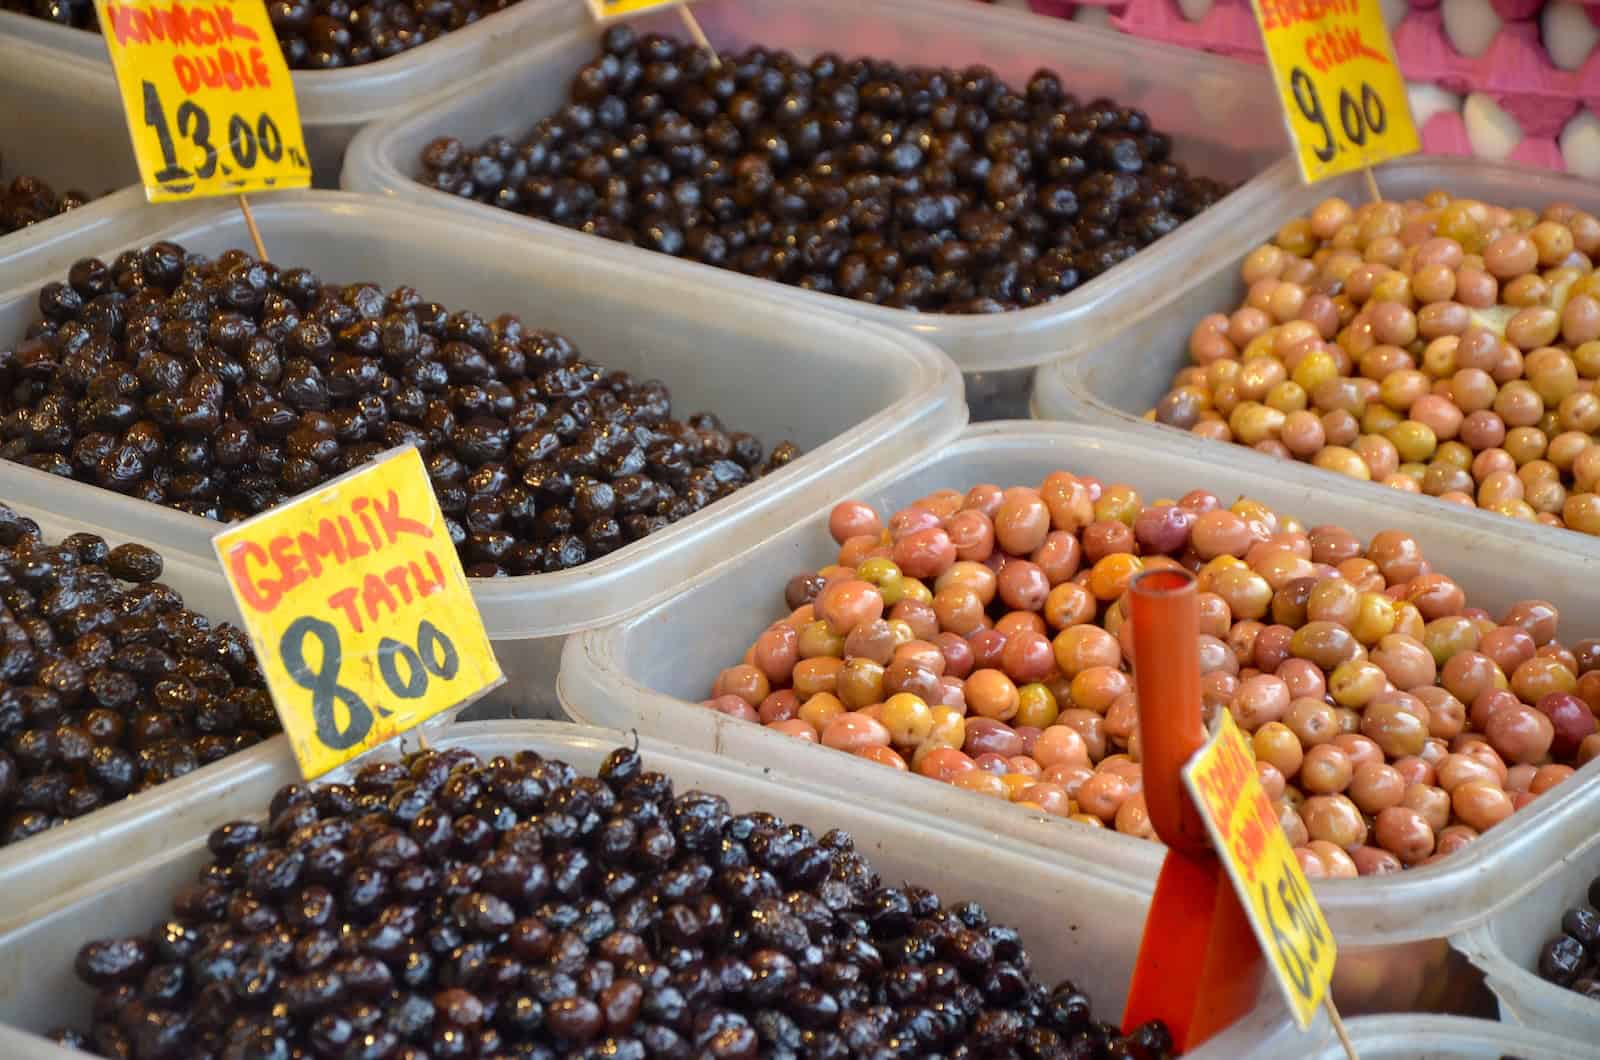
[[1012, 0, 1587, 173], [1057, 0, 1600, 110], [1394, 8, 1600, 104], [1416, 106, 1567, 171], [1488, 0, 1540, 18], [1110, 0, 1268, 59], [1025, 0, 1128, 15], [1419, 108, 1474, 155]]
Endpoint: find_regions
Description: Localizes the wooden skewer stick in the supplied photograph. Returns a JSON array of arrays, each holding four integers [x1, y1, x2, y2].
[[238, 194, 269, 261], [1324, 996, 1360, 1060], [1362, 166, 1382, 205], [677, 3, 720, 68]]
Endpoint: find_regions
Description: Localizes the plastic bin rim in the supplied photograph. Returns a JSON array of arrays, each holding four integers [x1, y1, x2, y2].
[[0, 730, 291, 888], [340, 0, 1290, 374], [0, 0, 578, 120], [0, 188, 966, 638], [1269, 1012, 1600, 1058], [0, 32, 118, 81], [1451, 828, 1600, 1041], [560, 418, 1600, 947], [2, 719, 1160, 927], [0, 37, 145, 264]]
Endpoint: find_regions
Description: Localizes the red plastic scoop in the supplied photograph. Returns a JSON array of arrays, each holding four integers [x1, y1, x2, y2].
[[1121, 568, 1265, 1050]]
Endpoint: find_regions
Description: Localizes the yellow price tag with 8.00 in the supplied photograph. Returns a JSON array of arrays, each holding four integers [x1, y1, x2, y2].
[[94, 0, 313, 202], [1250, 0, 1420, 183], [214, 447, 503, 779], [1184, 709, 1338, 1029]]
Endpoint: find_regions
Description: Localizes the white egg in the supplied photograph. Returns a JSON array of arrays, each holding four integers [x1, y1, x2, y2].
[[1560, 110, 1600, 179], [1073, 4, 1115, 27], [1406, 81, 1462, 127], [1380, 0, 1409, 30], [1441, 0, 1502, 58], [1177, 0, 1214, 20], [1541, 1, 1600, 72], [1462, 92, 1522, 160]]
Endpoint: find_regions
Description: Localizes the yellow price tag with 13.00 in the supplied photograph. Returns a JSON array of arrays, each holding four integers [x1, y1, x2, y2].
[[1250, 0, 1420, 183], [214, 447, 503, 779], [1184, 708, 1338, 1029], [94, 0, 313, 202]]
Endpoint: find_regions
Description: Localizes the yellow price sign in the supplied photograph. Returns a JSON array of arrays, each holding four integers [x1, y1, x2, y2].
[[586, 0, 685, 19], [1250, 0, 1420, 183], [94, 0, 313, 202], [1184, 709, 1337, 1029], [214, 447, 503, 779]]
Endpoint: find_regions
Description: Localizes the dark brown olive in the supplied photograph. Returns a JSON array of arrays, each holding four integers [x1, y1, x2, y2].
[[1537, 876, 1600, 1003], [1539, 934, 1587, 985], [75, 938, 154, 986], [106, 544, 162, 583], [1, 163, 96, 235]]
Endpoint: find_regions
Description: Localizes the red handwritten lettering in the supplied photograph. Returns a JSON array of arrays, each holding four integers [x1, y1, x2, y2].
[[361, 571, 400, 623], [1305, 24, 1390, 72], [106, 3, 261, 50], [374, 489, 434, 543], [226, 540, 279, 612], [215, 5, 259, 42], [1261, 0, 1361, 32], [172, 46, 268, 94], [249, 46, 271, 87], [174, 54, 199, 92], [227, 490, 432, 614], [327, 585, 362, 631]]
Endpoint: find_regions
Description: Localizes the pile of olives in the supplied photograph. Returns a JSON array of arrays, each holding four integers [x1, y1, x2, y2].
[[418, 25, 1229, 314], [0, 242, 796, 577], [51, 744, 1173, 1058], [0, 501, 278, 850]]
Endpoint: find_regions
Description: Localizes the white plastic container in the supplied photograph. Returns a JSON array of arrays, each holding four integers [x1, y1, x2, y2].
[[1262, 1014, 1600, 1059], [0, 189, 964, 717], [1455, 828, 1600, 1043], [0, 0, 586, 184], [560, 420, 1600, 1016], [340, 0, 1291, 418], [1030, 155, 1600, 547], [0, 495, 304, 918], [0, 720, 1292, 1057], [0, 36, 149, 282]]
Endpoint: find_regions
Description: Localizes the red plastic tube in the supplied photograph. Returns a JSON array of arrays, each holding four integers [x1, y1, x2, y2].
[[1122, 567, 1265, 1050], [1127, 567, 1211, 857]]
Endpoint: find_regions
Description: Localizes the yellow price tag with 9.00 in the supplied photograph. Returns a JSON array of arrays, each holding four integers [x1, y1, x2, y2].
[[1250, 0, 1420, 183], [213, 447, 503, 779], [93, 0, 313, 202], [1184, 709, 1338, 1029]]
